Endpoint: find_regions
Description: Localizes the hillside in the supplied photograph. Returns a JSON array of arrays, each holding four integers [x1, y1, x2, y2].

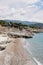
[[0, 20, 43, 29], [29, 23, 43, 29], [4, 20, 36, 25]]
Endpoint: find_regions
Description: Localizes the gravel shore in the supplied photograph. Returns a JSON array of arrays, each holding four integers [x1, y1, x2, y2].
[[0, 38, 37, 65]]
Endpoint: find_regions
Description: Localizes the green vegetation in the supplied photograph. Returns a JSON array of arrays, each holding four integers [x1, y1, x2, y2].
[[0, 20, 28, 30], [0, 20, 9, 26], [0, 20, 41, 29], [29, 25, 38, 29]]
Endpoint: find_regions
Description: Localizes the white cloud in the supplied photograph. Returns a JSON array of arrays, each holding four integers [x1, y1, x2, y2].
[[31, 10, 43, 22], [0, 0, 43, 23], [0, 0, 38, 4]]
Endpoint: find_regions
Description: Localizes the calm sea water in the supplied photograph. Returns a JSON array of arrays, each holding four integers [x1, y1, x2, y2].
[[26, 33, 43, 65]]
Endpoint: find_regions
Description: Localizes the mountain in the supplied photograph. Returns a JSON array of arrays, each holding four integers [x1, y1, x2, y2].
[[29, 23, 43, 29], [4, 20, 36, 25], [1, 20, 43, 29]]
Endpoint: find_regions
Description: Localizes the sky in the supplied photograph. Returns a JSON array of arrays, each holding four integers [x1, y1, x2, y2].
[[0, 0, 43, 23]]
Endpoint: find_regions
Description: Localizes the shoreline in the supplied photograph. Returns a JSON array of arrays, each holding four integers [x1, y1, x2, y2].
[[33, 58, 42, 65], [20, 38, 38, 65], [24, 38, 42, 65], [0, 36, 37, 65], [0, 33, 42, 65], [15, 38, 37, 65]]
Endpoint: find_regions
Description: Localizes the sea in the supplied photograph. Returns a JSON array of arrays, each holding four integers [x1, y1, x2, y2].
[[25, 33, 43, 65]]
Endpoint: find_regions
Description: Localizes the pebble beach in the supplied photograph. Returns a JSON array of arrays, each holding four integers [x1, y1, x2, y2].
[[0, 34, 37, 65]]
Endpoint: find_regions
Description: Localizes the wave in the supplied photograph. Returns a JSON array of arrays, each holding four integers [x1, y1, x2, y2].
[[33, 58, 42, 65]]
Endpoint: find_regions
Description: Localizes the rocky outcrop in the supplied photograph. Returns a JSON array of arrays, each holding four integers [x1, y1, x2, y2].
[[8, 32, 33, 38]]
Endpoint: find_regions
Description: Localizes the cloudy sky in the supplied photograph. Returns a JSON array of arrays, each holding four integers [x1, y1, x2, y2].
[[0, 0, 43, 23]]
